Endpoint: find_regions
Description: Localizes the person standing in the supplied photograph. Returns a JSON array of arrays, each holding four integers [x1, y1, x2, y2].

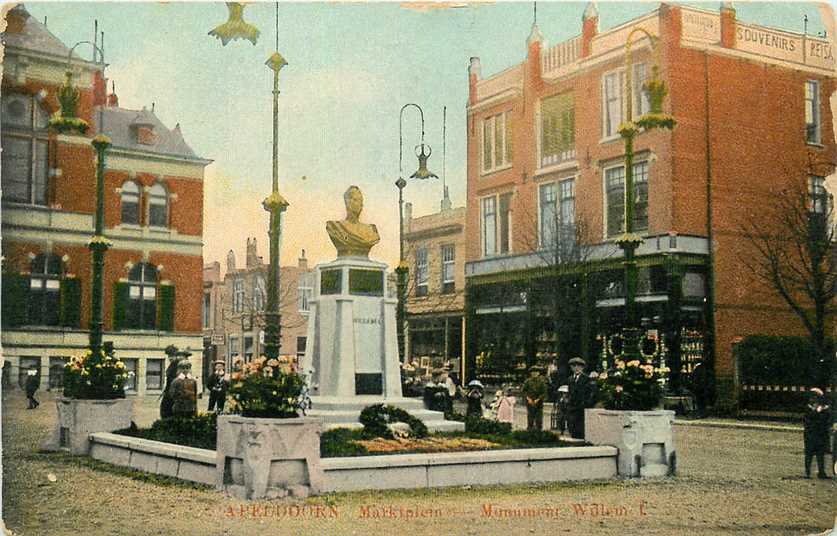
[[206, 361, 229, 413], [465, 380, 485, 418], [522, 366, 547, 431], [24, 368, 40, 409], [567, 357, 594, 439], [170, 360, 198, 418], [496, 388, 517, 425], [803, 387, 832, 479]]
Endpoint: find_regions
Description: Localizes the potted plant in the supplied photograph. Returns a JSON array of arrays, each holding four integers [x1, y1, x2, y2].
[[44, 348, 133, 455], [585, 349, 676, 478], [216, 356, 324, 500]]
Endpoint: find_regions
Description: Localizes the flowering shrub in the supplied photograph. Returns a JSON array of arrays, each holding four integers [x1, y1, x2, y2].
[[596, 358, 669, 411], [227, 356, 305, 418], [63, 349, 127, 399]]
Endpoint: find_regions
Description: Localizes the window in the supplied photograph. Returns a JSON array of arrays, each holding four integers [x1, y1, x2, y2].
[[415, 247, 428, 297], [202, 292, 211, 329], [233, 279, 244, 313], [244, 336, 254, 362], [48, 356, 68, 390], [806, 80, 821, 144], [123, 358, 138, 392], [481, 193, 512, 257], [229, 336, 240, 360], [148, 183, 168, 227], [120, 181, 140, 225], [602, 64, 650, 139], [481, 111, 512, 173], [253, 276, 265, 312], [296, 336, 307, 360], [605, 162, 649, 238], [540, 92, 575, 167], [539, 183, 557, 249], [127, 263, 157, 330], [441, 244, 455, 294], [539, 179, 577, 250], [298, 278, 313, 313], [809, 175, 828, 214], [1, 93, 49, 205], [145, 358, 163, 390], [29, 253, 62, 326]]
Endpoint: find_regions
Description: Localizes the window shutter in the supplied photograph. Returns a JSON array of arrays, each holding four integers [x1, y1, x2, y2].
[[157, 283, 175, 332], [59, 277, 82, 327], [1, 273, 30, 327], [113, 281, 130, 330]]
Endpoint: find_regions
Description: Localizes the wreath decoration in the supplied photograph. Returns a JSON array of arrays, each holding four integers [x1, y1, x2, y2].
[[639, 333, 662, 361], [606, 333, 625, 359], [359, 404, 429, 440]]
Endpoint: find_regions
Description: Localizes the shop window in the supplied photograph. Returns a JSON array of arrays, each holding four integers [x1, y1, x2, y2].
[[28, 253, 62, 326], [1, 93, 49, 205], [145, 358, 163, 390]]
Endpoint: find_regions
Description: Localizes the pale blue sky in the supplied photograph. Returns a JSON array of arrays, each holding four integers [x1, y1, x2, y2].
[[24, 1, 829, 269]]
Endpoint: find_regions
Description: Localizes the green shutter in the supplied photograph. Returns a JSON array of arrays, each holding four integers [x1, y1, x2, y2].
[[157, 283, 175, 332], [113, 281, 130, 331], [2, 273, 30, 328], [59, 277, 82, 327]]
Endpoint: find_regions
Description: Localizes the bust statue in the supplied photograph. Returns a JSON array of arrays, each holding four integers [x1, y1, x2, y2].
[[326, 185, 380, 258]]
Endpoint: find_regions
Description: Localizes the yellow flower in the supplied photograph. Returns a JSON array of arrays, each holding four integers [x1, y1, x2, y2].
[[599, 372, 608, 380], [267, 359, 280, 367], [627, 360, 640, 368], [116, 361, 125, 368], [95, 364, 102, 368], [616, 360, 626, 370]]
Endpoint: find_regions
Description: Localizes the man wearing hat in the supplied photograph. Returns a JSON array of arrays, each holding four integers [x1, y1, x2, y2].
[[466, 379, 485, 417], [567, 357, 595, 439], [170, 359, 198, 418], [206, 360, 229, 413], [522, 366, 548, 431]]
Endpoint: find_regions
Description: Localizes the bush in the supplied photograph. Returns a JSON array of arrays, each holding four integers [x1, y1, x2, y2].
[[359, 404, 428, 439], [737, 336, 834, 387], [227, 356, 305, 418], [465, 416, 511, 435], [509, 429, 562, 445], [115, 413, 218, 450], [63, 349, 127, 400], [596, 358, 666, 411], [320, 428, 369, 458]]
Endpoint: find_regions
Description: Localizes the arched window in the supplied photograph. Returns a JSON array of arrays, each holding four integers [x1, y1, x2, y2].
[[1, 93, 49, 205], [148, 183, 168, 227], [128, 263, 157, 330], [29, 253, 62, 326], [120, 181, 140, 224]]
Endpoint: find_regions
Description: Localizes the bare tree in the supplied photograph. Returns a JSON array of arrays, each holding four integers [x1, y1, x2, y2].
[[738, 163, 837, 390]]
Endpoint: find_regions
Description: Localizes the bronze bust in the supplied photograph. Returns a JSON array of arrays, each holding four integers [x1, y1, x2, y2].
[[326, 185, 380, 258]]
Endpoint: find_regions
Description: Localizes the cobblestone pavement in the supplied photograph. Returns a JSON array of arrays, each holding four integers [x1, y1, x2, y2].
[[3, 391, 834, 536]]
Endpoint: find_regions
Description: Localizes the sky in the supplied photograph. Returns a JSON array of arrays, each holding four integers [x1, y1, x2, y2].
[[22, 1, 831, 274]]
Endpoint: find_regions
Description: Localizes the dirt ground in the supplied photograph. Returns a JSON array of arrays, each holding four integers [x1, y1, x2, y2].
[[2, 390, 834, 536]]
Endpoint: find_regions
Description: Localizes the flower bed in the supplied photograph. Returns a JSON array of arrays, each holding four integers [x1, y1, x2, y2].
[[356, 436, 498, 454]]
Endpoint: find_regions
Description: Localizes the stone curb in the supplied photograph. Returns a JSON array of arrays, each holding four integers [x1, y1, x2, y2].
[[673, 419, 802, 432]]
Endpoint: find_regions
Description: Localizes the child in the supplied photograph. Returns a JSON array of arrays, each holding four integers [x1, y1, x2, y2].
[[803, 387, 832, 479], [496, 388, 516, 425], [551, 384, 569, 435]]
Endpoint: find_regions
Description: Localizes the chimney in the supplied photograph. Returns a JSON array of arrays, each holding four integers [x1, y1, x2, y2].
[[526, 21, 544, 91], [298, 249, 308, 270], [468, 57, 481, 106], [246, 237, 259, 269], [581, 2, 599, 58], [92, 70, 107, 107], [226, 250, 236, 273], [107, 81, 119, 107], [720, 2, 736, 48], [441, 186, 452, 212]]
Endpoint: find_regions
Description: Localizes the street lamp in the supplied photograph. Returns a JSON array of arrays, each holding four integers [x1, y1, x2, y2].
[[396, 103, 438, 362], [616, 29, 675, 374], [50, 41, 110, 356], [262, 4, 290, 361]]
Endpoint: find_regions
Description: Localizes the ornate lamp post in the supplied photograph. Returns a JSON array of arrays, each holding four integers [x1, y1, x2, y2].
[[261, 7, 289, 361], [396, 103, 438, 362], [616, 29, 675, 370]]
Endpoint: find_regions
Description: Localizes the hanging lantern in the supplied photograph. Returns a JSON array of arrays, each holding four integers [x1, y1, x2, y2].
[[410, 144, 438, 180], [208, 2, 260, 46]]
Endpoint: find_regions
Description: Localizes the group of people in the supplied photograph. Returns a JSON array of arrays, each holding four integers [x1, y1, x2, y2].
[[522, 357, 597, 438]]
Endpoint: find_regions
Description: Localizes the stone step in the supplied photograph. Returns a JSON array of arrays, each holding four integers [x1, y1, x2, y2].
[[309, 396, 426, 412]]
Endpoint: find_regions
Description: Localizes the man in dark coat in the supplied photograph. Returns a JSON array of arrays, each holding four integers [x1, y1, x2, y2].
[[206, 361, 229, 412], [522, 366, 548, 431], [567, 357, 595, 439], [803, 387, 832, 479], [170, 360, 198, 418], [24, 368, 40, 409]]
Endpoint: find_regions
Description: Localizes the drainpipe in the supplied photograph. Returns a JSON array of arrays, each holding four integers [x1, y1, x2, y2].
[[703, 52, 719, 409]]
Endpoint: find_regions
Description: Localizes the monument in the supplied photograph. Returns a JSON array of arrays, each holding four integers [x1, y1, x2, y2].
[[301, 186, 462, 431]]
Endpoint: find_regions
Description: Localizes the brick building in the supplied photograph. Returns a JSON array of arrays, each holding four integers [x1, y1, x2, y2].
[[404, 189, 466, 371], [202, 239, 313, 373], [464, 2, 836, 405], [1, 5, 210, 395]]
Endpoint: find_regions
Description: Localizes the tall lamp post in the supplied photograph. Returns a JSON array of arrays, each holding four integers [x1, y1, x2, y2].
[[616, 30, 675, 373], [396, 104, 438, 362], [262, 5, 289, 361]]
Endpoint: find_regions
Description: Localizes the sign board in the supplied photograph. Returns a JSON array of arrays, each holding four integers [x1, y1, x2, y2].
[[681, 9, 720, 44]]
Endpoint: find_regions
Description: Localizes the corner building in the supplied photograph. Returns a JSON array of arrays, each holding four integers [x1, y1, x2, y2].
[[464, 3, 836, 406], [1, 6, 210, 395]]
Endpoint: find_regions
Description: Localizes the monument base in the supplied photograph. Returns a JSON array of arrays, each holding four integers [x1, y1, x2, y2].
[[308, 396, 464, 433]]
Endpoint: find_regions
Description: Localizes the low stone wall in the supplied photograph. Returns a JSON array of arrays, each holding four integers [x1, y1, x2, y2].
[[88, 433, 618, 493], [89, 433, 216, 486]]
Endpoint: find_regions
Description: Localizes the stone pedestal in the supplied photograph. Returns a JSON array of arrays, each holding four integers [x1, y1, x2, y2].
[[584, 408, 675, 477], [43, 398, 134, 455], [302, 257, 401, 398], [216, 415, 324, 500]]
